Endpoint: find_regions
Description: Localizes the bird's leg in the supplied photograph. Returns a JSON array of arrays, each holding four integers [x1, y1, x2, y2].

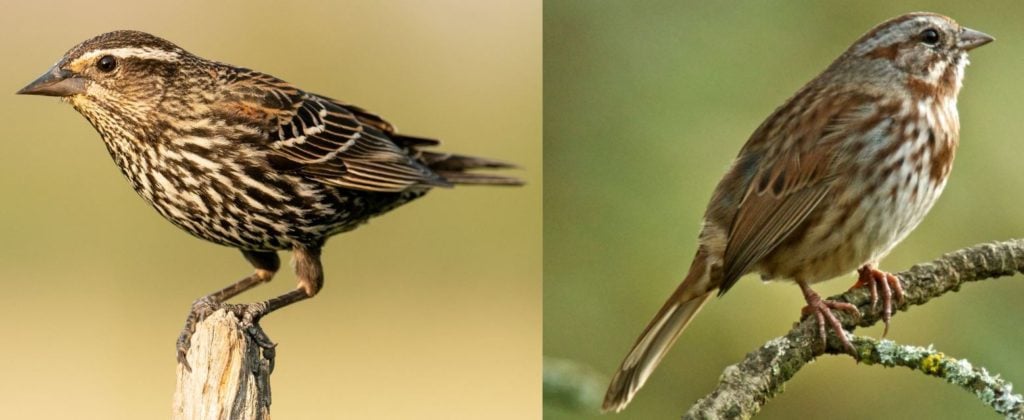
[[797, 280, 859, 356], [219, 243, 324, 371], [177, 250, 280, 369], [850, 264, 905, 336]]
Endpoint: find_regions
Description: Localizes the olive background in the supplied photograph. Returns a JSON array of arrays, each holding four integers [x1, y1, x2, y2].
[[5, 1, 1024, 418], [0, 1, 540, 419], [545, 2, 1024, 419]]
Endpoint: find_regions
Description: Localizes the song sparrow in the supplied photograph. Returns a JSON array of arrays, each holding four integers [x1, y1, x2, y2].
[[603, 12, 992, 412], [17, 30, 521, 367]]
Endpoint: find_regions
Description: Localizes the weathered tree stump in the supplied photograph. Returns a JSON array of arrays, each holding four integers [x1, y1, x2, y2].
[[173, 310, 274, 420]]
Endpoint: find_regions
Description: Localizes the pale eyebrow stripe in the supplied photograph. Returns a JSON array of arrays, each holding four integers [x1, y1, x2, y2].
[[76, 47, 182, 64]]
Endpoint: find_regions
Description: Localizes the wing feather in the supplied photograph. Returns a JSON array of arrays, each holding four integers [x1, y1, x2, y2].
[[217, 69, 449, 192], [716, 95, 878, 294]]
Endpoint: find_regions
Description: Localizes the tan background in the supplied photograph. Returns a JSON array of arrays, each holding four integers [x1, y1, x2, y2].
[[0, 1, 540, 419], [545, 1, 1024, 419]]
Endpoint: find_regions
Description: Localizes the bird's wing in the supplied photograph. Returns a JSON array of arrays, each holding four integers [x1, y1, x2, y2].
[[216, 70, 448, 192], [715, 94, 879, 294]]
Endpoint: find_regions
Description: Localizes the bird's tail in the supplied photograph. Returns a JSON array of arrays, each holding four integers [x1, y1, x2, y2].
[[394, 134, 524, 186], [602, 259, 714, 413], [422, 151, 524, 186]]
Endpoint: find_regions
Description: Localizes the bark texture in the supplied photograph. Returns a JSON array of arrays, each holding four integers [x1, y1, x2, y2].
[[684, 239, 1024, 419], [173, 310, 273, 420]]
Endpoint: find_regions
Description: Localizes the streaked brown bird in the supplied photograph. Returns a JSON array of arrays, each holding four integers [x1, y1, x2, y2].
[[603, 12, 992, 412], [18, 30, 521, 367]]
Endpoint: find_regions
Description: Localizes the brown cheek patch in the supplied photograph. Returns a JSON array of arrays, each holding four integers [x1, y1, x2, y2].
[[866, 43, 900, 60], [908, 57, 958, 99]]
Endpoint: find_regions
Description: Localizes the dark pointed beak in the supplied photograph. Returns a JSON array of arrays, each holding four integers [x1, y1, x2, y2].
[[959, 27, 994, 51], [16, 66, 86, 97]]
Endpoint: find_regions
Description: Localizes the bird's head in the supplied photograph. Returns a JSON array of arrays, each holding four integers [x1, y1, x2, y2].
[[17, 30, 205, 133], [839, 13, 993, 97]]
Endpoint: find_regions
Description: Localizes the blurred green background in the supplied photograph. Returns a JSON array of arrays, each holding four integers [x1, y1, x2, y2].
[[0, 1, 539, 419], [545, 2, 1024, 419]]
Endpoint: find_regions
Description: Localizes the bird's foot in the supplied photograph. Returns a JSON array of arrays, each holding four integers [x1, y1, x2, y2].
[[222, 302, 277, 351], [851, 265, 905, 336], [176, 296, 219, 369], [799, 285, 860, 356], [176, 298, 277, 372]]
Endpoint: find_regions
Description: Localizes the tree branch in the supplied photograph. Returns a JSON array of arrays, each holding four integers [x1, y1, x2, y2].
[[848, 336, 1022, 416], [683, 239, 1024, 419], [173, 310, 274, 420]]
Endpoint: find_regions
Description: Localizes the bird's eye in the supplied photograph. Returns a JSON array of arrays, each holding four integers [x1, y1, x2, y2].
[[97, 55, 117, 72], [920, 28, 941, 45]]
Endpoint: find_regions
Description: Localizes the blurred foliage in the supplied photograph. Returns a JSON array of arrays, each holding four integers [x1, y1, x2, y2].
[[545, 1, 1024, 419], [0, 1, 539, 419], [543, 356, 607, 414]]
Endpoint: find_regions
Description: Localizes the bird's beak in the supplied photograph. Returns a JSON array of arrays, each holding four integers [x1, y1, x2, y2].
[[16, 66, 86, 97], [959, 27, 994, 51]]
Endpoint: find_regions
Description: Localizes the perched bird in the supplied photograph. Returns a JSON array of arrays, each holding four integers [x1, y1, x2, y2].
[[603, 13, 992, 412], [18, 30, 521, 366]]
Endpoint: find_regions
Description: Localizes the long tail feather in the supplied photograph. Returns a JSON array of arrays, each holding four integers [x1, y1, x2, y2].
[[603, 261, 713, 412], [421, 151, 519, 170], [393, 134, 523, 186], [422, 151, 523, 186], [434, 171, 524, 186]]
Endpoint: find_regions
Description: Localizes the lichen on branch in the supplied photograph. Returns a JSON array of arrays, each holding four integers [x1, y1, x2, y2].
[[854, 336, 1023, 418], [684, 239, 1024, 419]]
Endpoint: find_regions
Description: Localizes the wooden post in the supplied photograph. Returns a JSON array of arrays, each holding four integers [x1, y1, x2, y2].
[[173, 310, 273, 420]]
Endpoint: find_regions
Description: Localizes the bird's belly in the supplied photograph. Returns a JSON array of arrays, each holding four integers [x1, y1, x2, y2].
[[756, 162, 948, 284], [117, 155, 405, 250], [141, 173, 341, 249]]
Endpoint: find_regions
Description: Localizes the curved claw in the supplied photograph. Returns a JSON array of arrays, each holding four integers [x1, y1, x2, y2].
[[222, 302, 278, 372], [853, 265, 905, 337], [177, 296, 221, 370], [803, 298, 860, 356], [177, 300, 279, 372], [799, 281, 860, 357]]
